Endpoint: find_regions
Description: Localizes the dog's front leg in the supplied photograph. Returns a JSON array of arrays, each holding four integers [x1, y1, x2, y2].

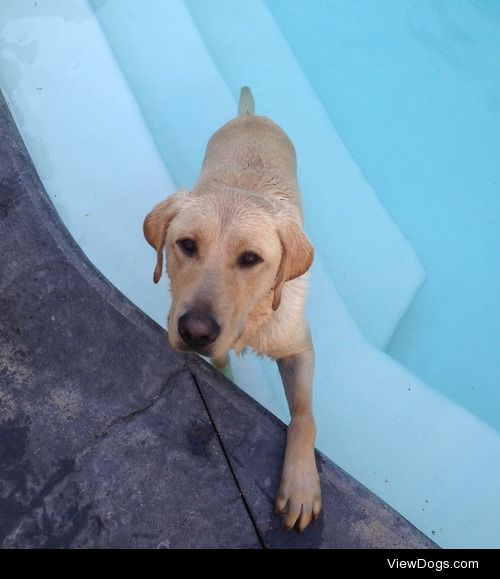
[[211, 352, 233, 381], [275, 339, 321, 531]]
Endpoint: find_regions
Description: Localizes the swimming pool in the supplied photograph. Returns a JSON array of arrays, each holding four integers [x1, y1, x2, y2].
[[1, 0, 499, 548]]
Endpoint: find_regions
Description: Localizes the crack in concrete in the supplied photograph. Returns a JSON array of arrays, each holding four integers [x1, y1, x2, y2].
[[94, 364, 190, 440]]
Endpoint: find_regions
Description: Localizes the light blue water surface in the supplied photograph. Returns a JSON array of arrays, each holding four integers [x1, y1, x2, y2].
[[267, 0, 500, 429]]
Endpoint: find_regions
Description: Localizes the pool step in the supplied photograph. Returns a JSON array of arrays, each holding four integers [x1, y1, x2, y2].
[[89, 0, 235, 191], [0, 0, 176, 326]]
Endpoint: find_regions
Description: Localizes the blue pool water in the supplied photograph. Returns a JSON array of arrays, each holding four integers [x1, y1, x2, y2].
[[2, 0, 499, 548], [267, 0, 500, 433]]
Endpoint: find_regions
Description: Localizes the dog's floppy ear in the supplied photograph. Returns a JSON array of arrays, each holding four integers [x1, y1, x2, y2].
[[273, 218, 314, 310], [143, 191, 188, 283]]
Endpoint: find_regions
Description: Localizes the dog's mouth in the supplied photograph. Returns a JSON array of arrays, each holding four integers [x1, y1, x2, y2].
[[173, 341, 215, 358]]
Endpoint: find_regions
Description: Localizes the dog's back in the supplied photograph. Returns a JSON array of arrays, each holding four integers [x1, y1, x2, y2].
[[193, 88, 302, 214]]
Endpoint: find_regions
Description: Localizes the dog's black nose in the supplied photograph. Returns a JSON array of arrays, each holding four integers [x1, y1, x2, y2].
[[178, 311, 221, 350]]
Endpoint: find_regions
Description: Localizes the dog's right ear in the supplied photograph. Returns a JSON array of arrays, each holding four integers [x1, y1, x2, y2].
[[143, 190, 189, 283]]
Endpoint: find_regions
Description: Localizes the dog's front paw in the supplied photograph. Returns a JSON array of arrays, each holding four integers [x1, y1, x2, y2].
[[274, 457, 322, 532]]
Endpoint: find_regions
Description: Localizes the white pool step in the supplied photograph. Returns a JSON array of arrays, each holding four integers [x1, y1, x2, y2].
[[307, 256, 500, 548]]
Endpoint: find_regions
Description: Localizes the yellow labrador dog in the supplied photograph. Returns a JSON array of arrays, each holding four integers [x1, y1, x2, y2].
[[144, 88, 320, 531]]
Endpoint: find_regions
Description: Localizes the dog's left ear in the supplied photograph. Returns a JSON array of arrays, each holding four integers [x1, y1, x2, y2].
[[143, 190, 189, 283], [273, 218, 314, 311]]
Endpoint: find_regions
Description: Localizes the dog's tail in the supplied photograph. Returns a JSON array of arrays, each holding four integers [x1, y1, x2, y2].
[[238, 86, 255, 116]]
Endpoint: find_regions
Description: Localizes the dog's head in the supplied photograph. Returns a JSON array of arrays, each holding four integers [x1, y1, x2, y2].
[[143, 189, 313, 359]]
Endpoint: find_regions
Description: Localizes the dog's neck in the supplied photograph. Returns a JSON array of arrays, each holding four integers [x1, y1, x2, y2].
[[233, 275, 309, 359]]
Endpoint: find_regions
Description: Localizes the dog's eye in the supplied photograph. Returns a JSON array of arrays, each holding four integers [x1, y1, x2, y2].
[[238, 251, 262, 268], [177, 238, 197, 257]]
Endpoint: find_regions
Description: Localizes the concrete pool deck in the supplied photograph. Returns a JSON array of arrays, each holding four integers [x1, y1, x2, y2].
[[0, 93, 435, 549]]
